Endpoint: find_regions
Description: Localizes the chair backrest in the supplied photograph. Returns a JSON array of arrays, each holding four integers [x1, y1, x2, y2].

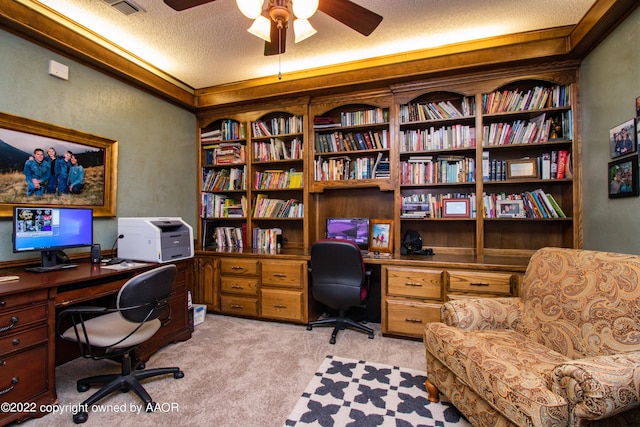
[[520, 247, 640, 359], [117, 264, 177, 323], [309, 239, 366, 310]]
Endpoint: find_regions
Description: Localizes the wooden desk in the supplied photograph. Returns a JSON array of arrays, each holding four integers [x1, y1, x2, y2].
[[0, 260, 192, 425]]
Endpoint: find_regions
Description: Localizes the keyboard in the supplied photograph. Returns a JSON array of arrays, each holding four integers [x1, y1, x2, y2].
[[25, 264, 78, 273]]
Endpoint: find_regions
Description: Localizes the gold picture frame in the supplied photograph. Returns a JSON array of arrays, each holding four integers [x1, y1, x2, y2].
[[506, 158, 538, 179], [0, 112, 117, 217], [369, 219, 393, 253]]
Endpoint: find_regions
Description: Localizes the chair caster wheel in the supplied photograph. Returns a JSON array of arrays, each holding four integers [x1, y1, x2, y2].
[[73, 411, 88, 424], [368, 333, 374, 339], [137, 362, 146, 370], [174, 371, 184, 379], [329, 337, 336, 344], [77, 383, 90, 392], [306, 325, 312, 331]]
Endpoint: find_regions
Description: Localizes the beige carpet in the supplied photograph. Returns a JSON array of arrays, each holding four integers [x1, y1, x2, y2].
[[23, 314, 428, 426]]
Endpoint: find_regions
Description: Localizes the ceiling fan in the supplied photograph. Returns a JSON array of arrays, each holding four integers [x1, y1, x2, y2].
[[163, 0, 383, 56]]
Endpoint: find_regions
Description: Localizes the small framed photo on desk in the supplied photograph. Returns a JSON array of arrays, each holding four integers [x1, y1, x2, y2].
[[370, 219, 393, 253]]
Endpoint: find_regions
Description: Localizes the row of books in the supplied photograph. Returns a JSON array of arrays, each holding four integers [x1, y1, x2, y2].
[[314, 155, 378, 181], [401, 193, 477, 218], [314, 130, 389, 153], [482, 150, 571, 181], [400, 155, 475, 185], [253, 195, 304, 218], [482, 84, 571, 114], [253, 169, 303, 190], [399, 97, 476, 122], [200, 194, 247, 219], [483, 189, 566, 218], [201, 120, 246, 142], [252, 228, 282, 251], [339, 108, 389, 127], [213, 226, 245, 248], [203, 142, 246, 165], [399, 125, 476, 152], [202, 166, 246, 191], [253, 137, 303, 162], [251, 116, 304, 137], [482, 112, 572, 146]]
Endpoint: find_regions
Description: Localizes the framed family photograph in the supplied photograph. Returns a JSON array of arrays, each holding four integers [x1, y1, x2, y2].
[[369, 219, 393, 253], [608, 156, 638, 198], [0, 112, 117, 216], [496, 199, 525, 218], [609, 118, 636, 158]]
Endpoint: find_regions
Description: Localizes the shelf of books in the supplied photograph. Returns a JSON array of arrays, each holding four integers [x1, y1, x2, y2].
[[200, 118, 248, 250], [249, 111, 306, 250], [480, 80, 576, 255], [311, 103, 392, 192]]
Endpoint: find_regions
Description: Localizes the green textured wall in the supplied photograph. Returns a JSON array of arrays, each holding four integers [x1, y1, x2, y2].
[[0, 29, 197, 262], [580, 7, 640, 253]]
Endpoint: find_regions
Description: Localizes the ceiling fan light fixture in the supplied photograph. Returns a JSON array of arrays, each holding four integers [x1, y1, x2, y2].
[[236, 0, 264, 19], [248, 15, 272, 42], [292, 0, 318, 20], [294, 18, 316, 43]]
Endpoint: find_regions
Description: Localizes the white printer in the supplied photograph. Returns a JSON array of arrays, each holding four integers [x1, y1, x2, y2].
[[117, 217, 194, 263]]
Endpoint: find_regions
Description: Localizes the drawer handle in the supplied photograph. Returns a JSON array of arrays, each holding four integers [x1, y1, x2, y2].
[[405, 318, 423, 324], [0, 316, 18, 333], [273, 304, 287, 309], [0, 300, 5, 307], [230, 304, 244, 309], [12, 338, 20, 346], [470, 282, 490, 287], [231, 266, 244, 270], [273, 273, 286, 278], [0, 377, 19, 396], [231, 285, 244, 289], [405, 282, 423, 287]]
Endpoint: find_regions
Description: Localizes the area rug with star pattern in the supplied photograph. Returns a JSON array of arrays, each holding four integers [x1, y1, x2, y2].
[[284, 355, 471, 427]]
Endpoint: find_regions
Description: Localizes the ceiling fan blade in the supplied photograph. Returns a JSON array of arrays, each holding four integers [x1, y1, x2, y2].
[[163, 0, 217, 11], [264, 21, 287, 56], [318, 0, 383, 36]]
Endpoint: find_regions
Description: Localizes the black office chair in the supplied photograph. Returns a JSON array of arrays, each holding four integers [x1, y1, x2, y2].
[[57, 264, 184, 424], [307, 239, 374, 344]]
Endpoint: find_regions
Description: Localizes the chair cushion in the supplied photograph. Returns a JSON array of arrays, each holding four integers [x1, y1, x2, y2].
[[424, 322, 570, 425], [62, 312, 161, 349]]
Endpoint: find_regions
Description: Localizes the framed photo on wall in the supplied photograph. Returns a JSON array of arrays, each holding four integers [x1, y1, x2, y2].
[[369, 219, 393, 253], [609, 118, 636, 158], [0, 112, 117, 216], [608, 156, 638, 198]]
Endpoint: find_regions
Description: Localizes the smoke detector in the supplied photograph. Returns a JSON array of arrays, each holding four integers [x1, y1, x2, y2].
[[101, 0, 141, 16]]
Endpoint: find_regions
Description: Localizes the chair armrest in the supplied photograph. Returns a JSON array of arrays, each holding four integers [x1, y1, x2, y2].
[[440, 297, 523, 330], [552, 353, 640, 420]]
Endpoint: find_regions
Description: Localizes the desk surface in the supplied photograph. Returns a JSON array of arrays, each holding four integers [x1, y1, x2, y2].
[[0, 261, 155, 297]]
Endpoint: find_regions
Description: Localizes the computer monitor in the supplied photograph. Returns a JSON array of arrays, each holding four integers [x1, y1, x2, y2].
[[12, 206, 93, 269], [325, 217, 369, 251]]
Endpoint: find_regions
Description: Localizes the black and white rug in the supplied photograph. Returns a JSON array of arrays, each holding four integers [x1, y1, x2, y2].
[[285, 355, 471, 427]]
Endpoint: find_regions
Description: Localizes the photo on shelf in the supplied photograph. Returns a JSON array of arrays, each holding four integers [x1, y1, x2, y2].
[[369, 219, 393, 253], [506, 158, 538, 179], [609, 118, 636, 159], [496, 199, 526, 218], [608, 156, 638, 198], [442, 198, 471, 218]]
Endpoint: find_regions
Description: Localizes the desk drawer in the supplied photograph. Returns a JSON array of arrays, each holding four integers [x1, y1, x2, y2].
[[0, 289, 48, 312], [220, 295, 258, 317], [0, 304, 47, 337], [0, 344, 47, 404], [386, 300, 441, 337], [448, 271, 513, 295], [261, 260, 304, 288], [385, 267, 443, 300], [261, 289, 303, 322], [221, 277, 259, 296], [220, 258, 259, 276], [0, 325, 48, 357]]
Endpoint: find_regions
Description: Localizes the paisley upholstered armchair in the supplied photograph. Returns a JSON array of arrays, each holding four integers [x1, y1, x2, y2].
[[424, 247, 640, 426]]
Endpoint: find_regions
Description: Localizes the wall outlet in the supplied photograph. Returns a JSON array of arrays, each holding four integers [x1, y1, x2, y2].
[[48, 60, 69, 80]]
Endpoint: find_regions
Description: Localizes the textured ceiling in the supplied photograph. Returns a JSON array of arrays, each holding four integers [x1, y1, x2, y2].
[[32, 0, 597, 90]]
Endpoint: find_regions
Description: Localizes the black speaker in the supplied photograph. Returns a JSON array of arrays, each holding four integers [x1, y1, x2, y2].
[[91, 244, 101, 265]]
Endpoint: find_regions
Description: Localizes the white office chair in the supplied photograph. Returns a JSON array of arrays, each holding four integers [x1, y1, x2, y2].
[[57, 264, 184, 424]]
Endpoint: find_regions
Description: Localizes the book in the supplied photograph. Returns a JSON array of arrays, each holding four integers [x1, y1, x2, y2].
[[557, 150, 569, 179]]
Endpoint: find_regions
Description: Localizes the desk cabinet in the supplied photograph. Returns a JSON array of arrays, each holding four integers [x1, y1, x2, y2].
[[0, 289, 55, 425], [260, 259, 307, 322], [219, 257, 260, 317]]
